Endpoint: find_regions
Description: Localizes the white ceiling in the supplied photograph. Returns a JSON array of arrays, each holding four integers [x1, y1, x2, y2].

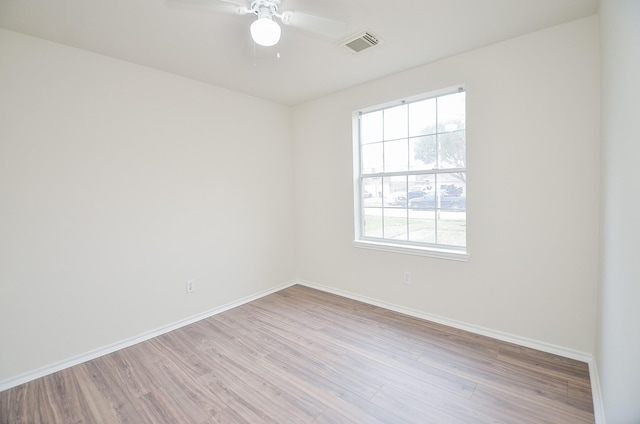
[[0, 0, 598, 105]]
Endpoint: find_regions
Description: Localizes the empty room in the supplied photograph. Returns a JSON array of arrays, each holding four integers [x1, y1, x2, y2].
[[0, 0, 638, 422]]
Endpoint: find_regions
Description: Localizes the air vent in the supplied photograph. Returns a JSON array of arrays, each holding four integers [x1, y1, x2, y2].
[[341, 31, 381, 53]]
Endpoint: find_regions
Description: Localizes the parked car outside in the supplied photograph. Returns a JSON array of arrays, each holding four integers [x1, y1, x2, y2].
[[409, 192, 466, 210], [389, 190, 428, 207]]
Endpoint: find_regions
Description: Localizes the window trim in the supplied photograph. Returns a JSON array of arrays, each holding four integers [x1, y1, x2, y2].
[[352, 85, 468, 259], [352, 239, 470, 261]]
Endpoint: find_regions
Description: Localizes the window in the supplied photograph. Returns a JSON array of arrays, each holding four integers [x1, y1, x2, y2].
[[354, 87, 467, 259]]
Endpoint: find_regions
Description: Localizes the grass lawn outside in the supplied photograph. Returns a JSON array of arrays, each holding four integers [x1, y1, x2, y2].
[[363, 209, 466, 247]]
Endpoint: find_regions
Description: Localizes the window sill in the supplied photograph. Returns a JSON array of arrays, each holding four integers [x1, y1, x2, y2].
[[353, 240, 469, 262]]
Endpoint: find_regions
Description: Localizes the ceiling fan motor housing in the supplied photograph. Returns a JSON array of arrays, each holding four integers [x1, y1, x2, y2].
[[250, 0, 281, 18]]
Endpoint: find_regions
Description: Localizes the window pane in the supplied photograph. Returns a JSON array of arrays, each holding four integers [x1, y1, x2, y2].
[[384, 139, 408, 172], [407, 174, 428, 192], [437, 172, 466, 210], [409, 174, 433, 192], [409, 135, 436, 170], [438, 92, 465, 132], [384, 176, 407, 208], [384, 207, 408, 240], [408, 209, 435, 243], [437, 130, 466, 169], [409, 98, 437, 136], [383, 104, 408, 140], [436, 210, 466, 247], [362, 177, 382, 207], [363, 208, 382, 238], [361, 142, 383, 174], [361, 110, 383, 144]]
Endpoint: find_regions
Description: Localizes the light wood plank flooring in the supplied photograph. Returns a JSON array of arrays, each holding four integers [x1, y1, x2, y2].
[[0, 284, 594, 423]]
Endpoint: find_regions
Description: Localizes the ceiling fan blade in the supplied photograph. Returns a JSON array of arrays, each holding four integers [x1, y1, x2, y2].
[[279, 10, 348, 39], [165, 0, 250, 15]]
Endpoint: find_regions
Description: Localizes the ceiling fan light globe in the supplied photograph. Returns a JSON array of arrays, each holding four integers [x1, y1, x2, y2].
[[250, 17, 281, 47]]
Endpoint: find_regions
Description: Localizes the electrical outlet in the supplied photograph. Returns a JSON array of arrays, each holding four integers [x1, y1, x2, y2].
[[186, 279, 196, 294], [403, 272, 412, 285]]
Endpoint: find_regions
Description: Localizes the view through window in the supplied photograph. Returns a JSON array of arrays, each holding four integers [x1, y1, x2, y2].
[[355, 87, 466, 254]]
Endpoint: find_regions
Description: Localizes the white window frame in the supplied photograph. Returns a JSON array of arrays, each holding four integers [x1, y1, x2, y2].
[[352, 86, 469, 261]]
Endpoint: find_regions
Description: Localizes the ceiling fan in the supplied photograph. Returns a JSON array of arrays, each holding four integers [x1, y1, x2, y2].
[[166, 0, 348, 47]]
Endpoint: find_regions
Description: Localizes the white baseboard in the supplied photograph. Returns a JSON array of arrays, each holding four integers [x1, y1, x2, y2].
[[297, 279, 591, 361], [296, 279, 607, 423], [0, 280, 296, 392], [588, 357, 606, 424]]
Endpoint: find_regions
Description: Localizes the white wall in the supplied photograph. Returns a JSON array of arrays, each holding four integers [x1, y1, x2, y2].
[[292, 17, 600, 354], [0, 29, 294, 383], [0, 13, 606, 395], [597, 0, 640, 422]]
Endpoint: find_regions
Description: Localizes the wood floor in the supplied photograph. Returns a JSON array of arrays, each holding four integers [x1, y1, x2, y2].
[[0, 284, 594, 423]]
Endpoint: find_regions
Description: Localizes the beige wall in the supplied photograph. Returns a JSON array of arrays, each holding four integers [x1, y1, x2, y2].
[[292, 16, 600, 354], [597, 0, 640, 421], [0, 29, 295, 383]]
